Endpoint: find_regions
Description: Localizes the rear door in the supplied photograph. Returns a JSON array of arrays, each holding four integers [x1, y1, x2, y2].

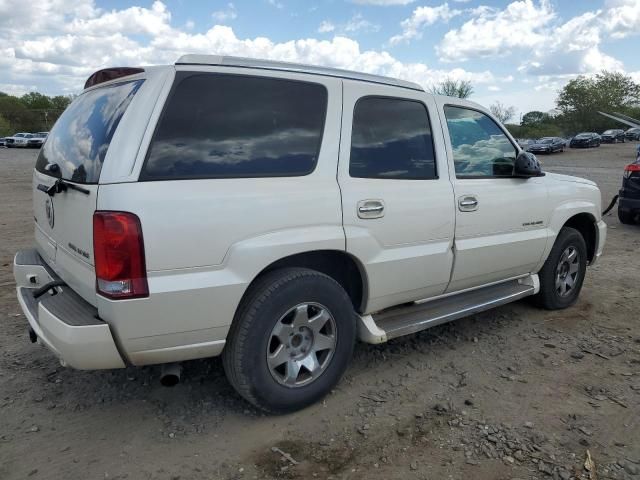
[[33, 79, 144, 304], [338, 81, 455, 313]]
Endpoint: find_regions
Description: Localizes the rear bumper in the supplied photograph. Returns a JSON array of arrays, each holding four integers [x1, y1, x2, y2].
[[619, 191, 640, 213], [13, 249, 125, 370]]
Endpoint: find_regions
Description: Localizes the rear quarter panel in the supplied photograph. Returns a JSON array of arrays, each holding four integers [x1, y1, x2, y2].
[[96, 69, 345, 364]]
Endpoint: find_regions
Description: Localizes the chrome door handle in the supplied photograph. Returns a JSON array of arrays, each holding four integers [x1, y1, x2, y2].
[[357, 200, 385, 219], [458, 196, 479, 212], [359, 205, 384, 213]]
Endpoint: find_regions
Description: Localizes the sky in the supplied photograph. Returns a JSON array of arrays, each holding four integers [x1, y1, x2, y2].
[[1, 0, 639, 119]]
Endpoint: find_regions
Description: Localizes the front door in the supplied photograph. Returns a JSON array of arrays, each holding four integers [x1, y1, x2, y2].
[[438, 102, 549, 292], [338, 81, 456, 313]]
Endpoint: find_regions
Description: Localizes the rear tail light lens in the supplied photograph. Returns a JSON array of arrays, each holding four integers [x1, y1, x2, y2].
[[93, 211, 148, 299], [624, 163, 640, 178]]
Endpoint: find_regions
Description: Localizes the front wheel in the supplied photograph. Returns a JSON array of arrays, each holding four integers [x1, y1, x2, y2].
[[223, 268, 356, 413], [534, 227, 587, 310]]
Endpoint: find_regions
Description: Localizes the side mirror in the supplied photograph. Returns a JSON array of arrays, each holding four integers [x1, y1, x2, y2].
[[514, 151, 544, 178]]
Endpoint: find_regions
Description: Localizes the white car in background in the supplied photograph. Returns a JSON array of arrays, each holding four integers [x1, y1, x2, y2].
[[5, 132, 34, 148], [27, 132, 49, 148]]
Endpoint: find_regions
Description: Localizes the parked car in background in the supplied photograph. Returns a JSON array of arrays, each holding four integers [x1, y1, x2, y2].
[[570, 132, 601, 148], [5, 132, 34, 148], [0, 137, 6, 147], [618, 146, 640, 224], [27, 132, 48, 148], [601, 129, 625, 143], [13, 56, 606, 413], [526, 137, 565, 154], [625, 127, 640, 141]]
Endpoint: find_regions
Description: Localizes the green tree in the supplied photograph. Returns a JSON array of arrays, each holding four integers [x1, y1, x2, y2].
[[556, 71, 640, 133], [521, 111, 551, 127], [0, 114, 10, 137], [430, 78, 473, 98]]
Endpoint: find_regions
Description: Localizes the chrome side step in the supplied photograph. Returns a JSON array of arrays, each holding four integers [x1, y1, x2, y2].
[[357, 275, 538, 344]]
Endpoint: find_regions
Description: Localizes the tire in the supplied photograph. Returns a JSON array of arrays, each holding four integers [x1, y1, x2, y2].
[[223, 267, 356, 413], [618, 208, 635, 225], [534, 227, 587, 310]]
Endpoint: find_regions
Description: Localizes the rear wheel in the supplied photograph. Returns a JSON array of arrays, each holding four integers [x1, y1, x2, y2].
[[223, 268, 356, 413], [535, 227, 587, 310]]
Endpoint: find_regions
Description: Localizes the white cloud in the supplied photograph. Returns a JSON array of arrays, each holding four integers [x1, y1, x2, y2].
[[344, 13, 380, 33], [267, 0, 283, 9], [318, 21, 335, 33], [318, 14, 379, 35], [350, 0, 415, 5], [0, 1, 501, 97], [212, 3, 237, 23], [602, 0, 640, 38], [390, 3, 462, 45], [438, 0, 633, 77], [437, 0, 555, 61]]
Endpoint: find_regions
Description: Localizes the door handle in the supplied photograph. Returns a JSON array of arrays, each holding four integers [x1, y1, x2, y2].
[[357, 200, 385, 219], [458, 196, 479, 212]]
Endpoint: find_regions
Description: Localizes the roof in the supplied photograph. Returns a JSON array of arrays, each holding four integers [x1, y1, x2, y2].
[[175, 54, 424, 92]]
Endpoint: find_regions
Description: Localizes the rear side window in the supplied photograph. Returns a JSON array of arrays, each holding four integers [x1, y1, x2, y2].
[[35, 80, 143, 184], [349, 97, 436, 180], [141, 73, 328, 180]]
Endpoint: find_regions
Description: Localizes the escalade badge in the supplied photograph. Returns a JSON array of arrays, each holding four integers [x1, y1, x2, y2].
[[45, 197, 54, 228]]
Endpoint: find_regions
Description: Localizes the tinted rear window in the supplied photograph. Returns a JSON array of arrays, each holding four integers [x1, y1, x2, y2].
[[35, 80, 143, 184], [141, 73, 328, 180], [349, 97, 436, 180]]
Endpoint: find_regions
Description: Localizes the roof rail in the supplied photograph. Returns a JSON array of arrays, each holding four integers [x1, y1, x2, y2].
[[175, 54, 424, 92]]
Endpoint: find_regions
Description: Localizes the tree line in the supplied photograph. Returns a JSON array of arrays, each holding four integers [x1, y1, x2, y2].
[[0, 92, 74, 136], [431, 71, 640, 138]]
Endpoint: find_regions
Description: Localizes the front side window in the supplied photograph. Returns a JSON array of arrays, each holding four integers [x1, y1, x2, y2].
[[349, 97, 436, 180], [444, 106, 517, 178], [141, 73, 328, 180]]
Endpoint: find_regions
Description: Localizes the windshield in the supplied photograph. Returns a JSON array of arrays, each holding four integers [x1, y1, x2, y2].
[[540, 138, 553, 144], [35, 80, 143, 184], [576, 133, 590, 138], [603, 130, 615, 134]]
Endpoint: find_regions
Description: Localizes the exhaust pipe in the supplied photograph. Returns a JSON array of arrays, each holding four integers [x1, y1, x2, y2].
[[159, 362, 182, 387]]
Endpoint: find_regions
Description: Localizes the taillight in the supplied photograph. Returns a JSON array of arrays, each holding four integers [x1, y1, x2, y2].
[[93, 211, 148, 299], [624, 163, 640, 178]]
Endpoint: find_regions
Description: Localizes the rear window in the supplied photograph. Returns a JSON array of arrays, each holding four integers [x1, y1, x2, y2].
[[35, 80, 143, 184], [140, 73, 328, 180]]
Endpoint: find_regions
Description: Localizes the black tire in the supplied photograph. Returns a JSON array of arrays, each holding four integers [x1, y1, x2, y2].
[[534, 227, 587, 310], [618, 208, 635, 225], [223, 267, 356, 413]]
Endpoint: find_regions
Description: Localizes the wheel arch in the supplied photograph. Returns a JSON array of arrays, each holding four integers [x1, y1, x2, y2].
[[561, 212, 597, 263], [240, 250, 369, 314]]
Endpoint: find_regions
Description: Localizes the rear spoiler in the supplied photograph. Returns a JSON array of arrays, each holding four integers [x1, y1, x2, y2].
[[84, 67, 144, 89]]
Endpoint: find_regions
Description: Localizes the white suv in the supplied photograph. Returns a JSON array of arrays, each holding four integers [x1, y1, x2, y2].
[[13, 55, 606, 412]]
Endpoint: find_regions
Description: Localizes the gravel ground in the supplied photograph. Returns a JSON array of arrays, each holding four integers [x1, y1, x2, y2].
[[0, 144, 639, 480]]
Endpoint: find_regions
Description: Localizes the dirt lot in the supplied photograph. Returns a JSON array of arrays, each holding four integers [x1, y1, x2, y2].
[[1, 144, 639, 480]]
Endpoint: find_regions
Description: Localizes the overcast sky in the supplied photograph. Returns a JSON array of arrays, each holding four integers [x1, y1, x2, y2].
[[1, 0, 639, 118]]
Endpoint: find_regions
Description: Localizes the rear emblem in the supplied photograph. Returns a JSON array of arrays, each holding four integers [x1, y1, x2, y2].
[[45, 198, 54, 228]]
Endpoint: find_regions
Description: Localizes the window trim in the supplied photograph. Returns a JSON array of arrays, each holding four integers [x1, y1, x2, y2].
[[349, 95, 439, 181], [443, 103, 521, 180], [139, 71, 329, 182]]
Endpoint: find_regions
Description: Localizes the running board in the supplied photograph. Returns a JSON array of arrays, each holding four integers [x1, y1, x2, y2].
[[357, 276, 538, 344]]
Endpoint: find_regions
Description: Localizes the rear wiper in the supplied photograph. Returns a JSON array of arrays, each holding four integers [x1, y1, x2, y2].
[[37, 178, 90, 197]]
